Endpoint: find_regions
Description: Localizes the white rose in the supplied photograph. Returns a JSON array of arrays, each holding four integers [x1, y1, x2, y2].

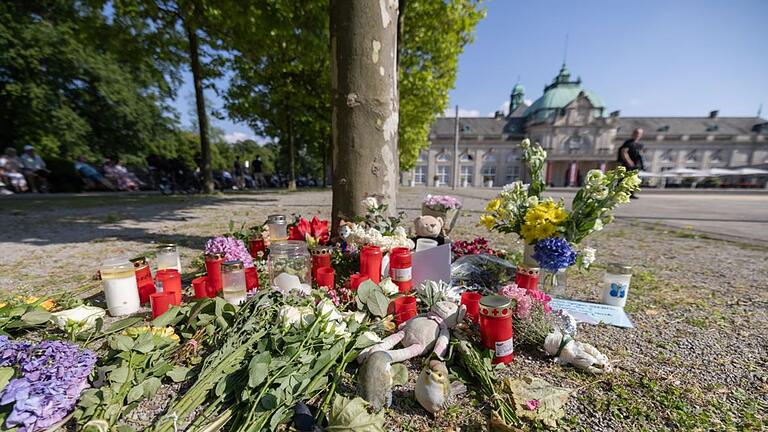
[[323, 320, 350, 339], [343, 311, 367, 324], [380, 277, 399, 296], [593, 219, 604, 232], [362, 197, 379, 210], [317, 299, 343, 321], [52, 305, 105, 331], [278, 305, 302, 328], [581, 247, 596, 268], [298, 306, 316, 326]]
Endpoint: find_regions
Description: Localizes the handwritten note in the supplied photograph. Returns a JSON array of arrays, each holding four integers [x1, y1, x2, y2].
[[549, 298, 634, 328]]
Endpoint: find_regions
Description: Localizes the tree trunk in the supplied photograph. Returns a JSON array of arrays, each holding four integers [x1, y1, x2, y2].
[[186, 24, 214, 194], [330, 0, 399, 231], [287, 117, 297, 191]]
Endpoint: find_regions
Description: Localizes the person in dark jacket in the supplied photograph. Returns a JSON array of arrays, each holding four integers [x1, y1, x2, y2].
[[617, 128, 644, 198]]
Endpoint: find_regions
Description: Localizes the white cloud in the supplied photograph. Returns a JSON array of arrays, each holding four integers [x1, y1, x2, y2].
[[524, 99, 533, 106], [223, 131, 255, 144], [443, 107, 481, 118], [499, 100, 510, 114]]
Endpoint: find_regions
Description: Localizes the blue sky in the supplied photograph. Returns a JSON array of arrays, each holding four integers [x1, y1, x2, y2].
[[171, 0, 768, 142]]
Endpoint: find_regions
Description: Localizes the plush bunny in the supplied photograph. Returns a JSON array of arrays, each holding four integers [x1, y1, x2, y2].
[[357, 301, 466, 364], [544, 328, 611, 374]]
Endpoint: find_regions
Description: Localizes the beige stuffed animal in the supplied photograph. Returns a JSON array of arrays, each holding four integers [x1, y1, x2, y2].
[[414, 215, 444, 238]]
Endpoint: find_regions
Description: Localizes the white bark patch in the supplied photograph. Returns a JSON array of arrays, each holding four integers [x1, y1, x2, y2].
[[379, 66, 385, 76], [380, 143, 396, 194], [346, 93, 360, 107], [372, 40, 381, 63], [382, 111, 398, 143], [379, 0, 391, 28]]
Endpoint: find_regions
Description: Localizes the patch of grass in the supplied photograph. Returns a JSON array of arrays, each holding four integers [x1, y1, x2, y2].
[[674, 229, 700, 239], [684, 316, 708, 329], [104, 212, 120, 223]]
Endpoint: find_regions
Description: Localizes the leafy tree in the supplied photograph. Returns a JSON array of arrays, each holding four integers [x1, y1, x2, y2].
[[0, 0, 179, 160], [398, 0, 484, 170]]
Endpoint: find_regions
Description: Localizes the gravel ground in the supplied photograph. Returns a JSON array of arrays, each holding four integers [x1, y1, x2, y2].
[[1, 189, 766, 431]]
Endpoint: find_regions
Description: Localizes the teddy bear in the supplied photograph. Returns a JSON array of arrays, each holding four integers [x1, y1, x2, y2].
[[413, 215, 447, 245]]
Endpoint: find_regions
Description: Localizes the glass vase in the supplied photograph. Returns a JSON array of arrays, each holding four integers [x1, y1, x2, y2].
[[542, 268, 567, 298]]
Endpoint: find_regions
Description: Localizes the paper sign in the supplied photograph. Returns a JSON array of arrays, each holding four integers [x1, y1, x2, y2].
[[548, 298, 634, 328], [411, 244, 452, 287]]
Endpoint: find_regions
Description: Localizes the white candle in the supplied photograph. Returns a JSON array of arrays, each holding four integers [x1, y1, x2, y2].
[[101, 258, 141, 316]]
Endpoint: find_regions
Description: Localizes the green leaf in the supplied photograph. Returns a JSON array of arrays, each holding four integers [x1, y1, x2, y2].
[[356, 280, 376, 303], [166, 366, 190, 383], [104, 316, 144, 336], [132, 334, 155, 354], [0, 367, 14, 393], [21, 310, 52, 326], [142, 377, 162, 398], [390, 364, 408, 387], [112, 335, 134, 351], [151, 307, 180, 327], [269, 406, 289, 430], [248, 352, 271, 388], [127, 382, 144, 403], [368, 291, 390, 318], [327, 395, 386, 431], [110, 366, 130, 384], [260, 393, 278, 410]]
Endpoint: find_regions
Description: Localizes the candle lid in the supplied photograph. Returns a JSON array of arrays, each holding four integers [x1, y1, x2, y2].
[[267, 214, 286, 224], [517, 265, 539, 276], [222, 260, 244, 270], [101, 257, 134, 271], [479, 295, 512, 318], [205, 252, 225, 260], [130, 256, 148, 267], [157, 243, 177, 251], [269, 240, 308, 253], [607, 263, 632, 275]]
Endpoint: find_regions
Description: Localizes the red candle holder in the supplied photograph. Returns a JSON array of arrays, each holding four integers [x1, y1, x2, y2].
[[515, 266, 540, 291], [192, 276, 208, 299], [245, 266, 259, 291], [155, 269, 182, 305], [461, 291, 481, 324], [150, 292, 173, 319], [347, 273, 369, 291], [311, 250, 332, 281], [205, 254, 224, 294], [131, 257, 154, 304], [479, 295, 515, 364], [316, 267, 335, 289], [361, 245, 382, 284], [393, 295, 417, 325], [249, 238, 266, 259], [389, 247, 413, 293]]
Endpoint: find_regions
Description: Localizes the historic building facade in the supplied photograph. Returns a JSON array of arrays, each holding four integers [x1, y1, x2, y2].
[[401, 65, 768, 187]]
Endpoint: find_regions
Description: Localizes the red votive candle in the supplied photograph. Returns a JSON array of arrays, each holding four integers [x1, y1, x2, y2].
[[348, 273, 369, 291], [150, 292, 173, 319], [155, 269, 181, 305], [389, 247, 413, 293], [245, 266, 259, 291], [312, 253, 331, 280], [515, 266, 540, 291], [249, 238, 266, 259], [361, 245, 382, 283], [461, 291, 481, 324], [131, 257, 154, 304], [192, 276, 208, 299], [205, 254, 224, 294], [479, 295, 515, 364], [316, 267, 335, 289], [393, 295, 418, 325]]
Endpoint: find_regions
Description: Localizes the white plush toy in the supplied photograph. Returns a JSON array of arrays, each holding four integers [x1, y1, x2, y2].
[[544, 328, 611, 374]]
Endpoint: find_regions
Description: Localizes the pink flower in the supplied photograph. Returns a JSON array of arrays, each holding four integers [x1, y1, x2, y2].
[[528, 289, 552, 313], [498, 283, 533, 319], [525, 399, 540, 411]]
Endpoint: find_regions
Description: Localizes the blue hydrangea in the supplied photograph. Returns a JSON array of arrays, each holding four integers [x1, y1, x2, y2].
[[533, 237, 577, 272]]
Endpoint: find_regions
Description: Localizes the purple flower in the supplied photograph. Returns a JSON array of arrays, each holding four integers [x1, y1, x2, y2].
[[204, 236, 254, 268], [423, 194, 462, 211], [0, 339, 96, 432], [532, 237, 577, 272]]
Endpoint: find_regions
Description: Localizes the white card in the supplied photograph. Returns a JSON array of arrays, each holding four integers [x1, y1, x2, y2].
[[548, 298, 634, 328], [411, 243, 452, 287]]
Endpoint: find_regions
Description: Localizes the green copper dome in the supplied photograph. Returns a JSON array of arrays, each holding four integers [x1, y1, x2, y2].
[[524, 65, 605, 120]]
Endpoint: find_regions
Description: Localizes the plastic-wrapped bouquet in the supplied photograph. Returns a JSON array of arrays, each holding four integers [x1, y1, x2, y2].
[[0, 337, 97, 431], [423, 194, 462, 212], [451, 237, 497, 259], [204, 236, 254, 268], [498, 283, 553, 347]]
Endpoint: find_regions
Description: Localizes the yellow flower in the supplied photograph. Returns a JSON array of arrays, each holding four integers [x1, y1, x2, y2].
[[22, 297, 55, 311], [521, 200, 568, 243], [485, 198, 502, 212], [124, 326, 180, 342], [480, 214, 496, 230]]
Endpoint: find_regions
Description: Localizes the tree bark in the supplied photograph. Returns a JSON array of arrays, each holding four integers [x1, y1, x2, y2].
[[287, 117, 297, 191], [330, 0, 399, 231], [186, 23, 214, 194]]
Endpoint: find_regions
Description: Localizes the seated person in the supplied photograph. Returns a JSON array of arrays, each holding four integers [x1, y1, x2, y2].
[[103, 158, 141, 191], [0, 147, 29, 193], [20, 145, 49, 193], [74, 156, 115, 190]]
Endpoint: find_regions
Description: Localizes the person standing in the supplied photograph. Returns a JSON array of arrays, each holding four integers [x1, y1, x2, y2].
[[20, 145, 49, 193], [233, 156, 244, 190], [617, 128, 644, 198], [251, 155, 265, 188]]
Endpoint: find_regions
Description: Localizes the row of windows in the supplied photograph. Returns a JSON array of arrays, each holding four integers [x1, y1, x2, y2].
[[412, 165, 520, 185], [658, 149, 725, 163], [418, 151, 521, 163]]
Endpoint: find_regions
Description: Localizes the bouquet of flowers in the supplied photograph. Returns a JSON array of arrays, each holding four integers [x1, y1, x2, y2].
[[346, 197, 414, 252], [498, 283, 553, 347], [451, 237, 497, 259], [204, 236, 254, 268], [480, 139, 640, 277], [422, 194, 462, 212], [288, 216, 330, 247]]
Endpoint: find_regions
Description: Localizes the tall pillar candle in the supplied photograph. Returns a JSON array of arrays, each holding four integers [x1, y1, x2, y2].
[[389, 247, 413, 293], [479, 295, 515, 364], [101, 258, 141, 317], [155, 269, 182, 305], [361, 245, 382, 284], [205, 254, 224, 294]]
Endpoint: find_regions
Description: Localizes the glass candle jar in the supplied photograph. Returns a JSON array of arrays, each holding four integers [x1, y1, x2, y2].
[[602, 263, 632, 308], [266, 215, 288, 242], [222, 260, 247, 305], [156, 244, 181, 272], [101, 258, 141, 316], [268, 240, 312, 287]]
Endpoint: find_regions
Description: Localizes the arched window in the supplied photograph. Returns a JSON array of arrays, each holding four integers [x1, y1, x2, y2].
[[710, 150, 723, 163], [459, 153, 473, 162], [436, 152, 451, 163], [416, 151, 428, 162], [686, 150, 699, 163], [505, 152, 520, 163], [482, 152, 496, 163]]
